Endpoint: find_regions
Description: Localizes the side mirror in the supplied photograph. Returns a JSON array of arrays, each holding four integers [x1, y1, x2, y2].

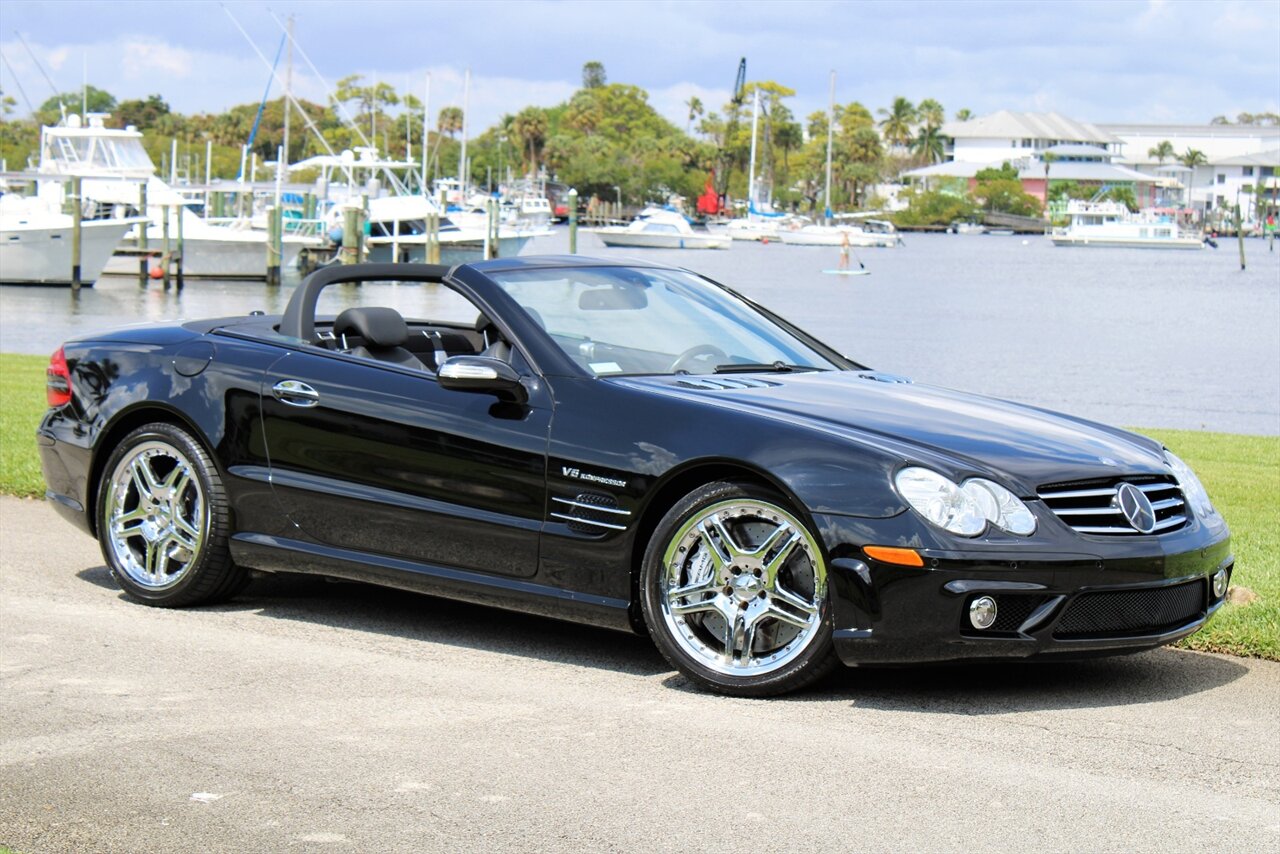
[[437, 355, 528, 404]]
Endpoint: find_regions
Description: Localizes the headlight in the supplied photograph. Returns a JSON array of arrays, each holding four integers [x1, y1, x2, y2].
[[894, 467, 1036, 537], [895, 468, 986, 536], [962, 478, 1037, 535], [1165, 450, 1218, 520]]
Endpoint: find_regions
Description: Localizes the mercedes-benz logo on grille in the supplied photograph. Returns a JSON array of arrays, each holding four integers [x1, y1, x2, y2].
[[1115, 482, 1157, 533]]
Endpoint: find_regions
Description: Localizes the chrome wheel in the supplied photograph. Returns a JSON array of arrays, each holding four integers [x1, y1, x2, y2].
[[658, 498, 827, 677], [103, 440, 206, 591]]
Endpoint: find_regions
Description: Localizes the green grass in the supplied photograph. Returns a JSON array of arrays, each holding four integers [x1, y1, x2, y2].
[[1139, 428, 1280, 660], [1, 351, 1276, 658], [0, 353, 48, 498]]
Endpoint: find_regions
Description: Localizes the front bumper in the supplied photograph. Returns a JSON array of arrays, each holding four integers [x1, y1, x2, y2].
[[817, 511, 1233, 666]]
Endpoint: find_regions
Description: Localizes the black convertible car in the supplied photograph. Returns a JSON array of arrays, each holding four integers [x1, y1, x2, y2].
[[38, 258, 1232, 696]]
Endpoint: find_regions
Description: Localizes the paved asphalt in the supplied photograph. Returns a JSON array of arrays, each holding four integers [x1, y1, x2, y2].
[[2, 496, 1278, 853]]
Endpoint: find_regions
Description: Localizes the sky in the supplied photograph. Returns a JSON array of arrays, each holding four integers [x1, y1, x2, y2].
[[1, 0, 1278, 136]]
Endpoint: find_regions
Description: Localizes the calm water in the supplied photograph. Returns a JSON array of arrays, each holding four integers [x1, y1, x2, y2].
[[2, 228, 1278, 435]]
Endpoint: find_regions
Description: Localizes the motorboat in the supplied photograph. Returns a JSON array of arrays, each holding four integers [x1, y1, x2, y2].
[[0, 193, 138, 285], [349, 195, 540, 265], [587, 208, 731, 249], [1051, 200, 1204, 249], [40, 115, 322, 278], [779, 221, 899, 248]]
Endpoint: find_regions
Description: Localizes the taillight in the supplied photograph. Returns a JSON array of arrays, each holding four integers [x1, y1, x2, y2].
[[47, 346, 72, 407]]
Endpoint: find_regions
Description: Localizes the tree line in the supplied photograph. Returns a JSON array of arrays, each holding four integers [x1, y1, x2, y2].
[[0, 63, 971, 212], [1, 65, 1272, 216]]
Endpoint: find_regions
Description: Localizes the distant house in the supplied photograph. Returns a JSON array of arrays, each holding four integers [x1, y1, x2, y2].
[[940, 110, 1122, 162], [1100, 123, 1280, 218], [901, 111, 1157, 209], [901, 111, 1280, 219]]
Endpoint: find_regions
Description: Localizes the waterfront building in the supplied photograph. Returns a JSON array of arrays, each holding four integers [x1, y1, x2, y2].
[[902, 111, 1156, 207], [1099, 123, 1280, 218], [900, 111, 1279, 220]]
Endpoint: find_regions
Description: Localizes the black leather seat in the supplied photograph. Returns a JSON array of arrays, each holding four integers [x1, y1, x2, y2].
[[475, 314, 511, 362], [333, 307, 424, 369]]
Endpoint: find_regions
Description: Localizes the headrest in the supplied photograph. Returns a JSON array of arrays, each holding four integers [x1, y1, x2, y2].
[[334, 307, 408, 348]]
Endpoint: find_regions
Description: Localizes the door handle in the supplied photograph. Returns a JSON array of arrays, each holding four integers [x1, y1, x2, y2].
[[272, 380, 320, 407]]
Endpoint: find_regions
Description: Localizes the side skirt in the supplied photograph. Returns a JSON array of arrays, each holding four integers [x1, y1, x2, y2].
[[229, 532, 636, 633]]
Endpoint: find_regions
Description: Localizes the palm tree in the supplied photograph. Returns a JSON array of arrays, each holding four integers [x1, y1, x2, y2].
[[917, 98, 945, 132], [437, 106, 463, 139], [911, 125, 946, 164], [1179, 148, 1208, 213], [685, 96, 704, 135], [954, 108, 973, 122], [512, 106, 548, 176], [1147, 140, 1175, 164], [877, 96, 916, 149], [1179, 148, 1208, 168]]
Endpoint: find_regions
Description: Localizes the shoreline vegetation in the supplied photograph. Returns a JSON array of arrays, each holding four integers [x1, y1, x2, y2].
[[0, 352, 1274, 660], [3, 63, 1277, 227]]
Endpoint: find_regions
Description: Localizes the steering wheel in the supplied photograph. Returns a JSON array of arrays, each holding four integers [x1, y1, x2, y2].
[[669, 344, 728, 374]]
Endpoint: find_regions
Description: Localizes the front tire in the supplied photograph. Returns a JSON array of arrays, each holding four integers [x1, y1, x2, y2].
[[96, 422, 245, 607], [640, 481, 838, 697]]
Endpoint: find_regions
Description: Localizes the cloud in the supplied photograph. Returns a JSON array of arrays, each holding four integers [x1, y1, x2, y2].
[[120, 41, 193, 79], [1, 0, 1277, 133]]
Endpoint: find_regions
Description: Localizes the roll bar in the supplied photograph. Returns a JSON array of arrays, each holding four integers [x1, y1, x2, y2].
[[279, 263, 453, 343]]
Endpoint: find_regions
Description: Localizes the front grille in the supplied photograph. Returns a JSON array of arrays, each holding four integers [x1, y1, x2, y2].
[[962, 594, 1047, 636], [1038, 475, 1187, 535], [550, 493, 631, 535], [1054, 579, 1205, 639]]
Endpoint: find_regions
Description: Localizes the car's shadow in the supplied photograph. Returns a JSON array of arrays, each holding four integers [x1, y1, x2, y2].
[[77, 565, 668, 676], [78, 566, 1250, 710]]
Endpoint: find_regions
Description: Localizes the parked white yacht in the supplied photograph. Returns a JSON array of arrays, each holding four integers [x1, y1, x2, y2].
[[39, 115, 321, 278], [1051, 201, 1204, 250], [347, 195, 540, 265], [588, 208, 731, 249], [779, 220, 899, 248], [0, 193, 137, 285]]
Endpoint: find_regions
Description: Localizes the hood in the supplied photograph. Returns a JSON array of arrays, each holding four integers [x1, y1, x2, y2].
[[614, 371, 1167, 494]]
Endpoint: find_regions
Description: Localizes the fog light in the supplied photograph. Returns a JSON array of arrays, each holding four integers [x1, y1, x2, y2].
[[969, 596, 998, 630], [1212, 569, 1228, 598]]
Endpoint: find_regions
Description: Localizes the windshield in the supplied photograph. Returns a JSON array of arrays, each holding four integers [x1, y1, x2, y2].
[[487, 266, 842, 376]]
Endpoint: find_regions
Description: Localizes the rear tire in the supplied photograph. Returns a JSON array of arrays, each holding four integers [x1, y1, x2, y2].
[[640, 481, 839, 697], [96, 422, 246, 607]]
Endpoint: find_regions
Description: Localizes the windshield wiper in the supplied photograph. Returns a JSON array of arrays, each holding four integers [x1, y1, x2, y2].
[[713, 361, 825, 374]]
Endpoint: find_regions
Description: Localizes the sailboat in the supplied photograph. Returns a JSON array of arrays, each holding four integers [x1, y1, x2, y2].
[[721, 89, 796, 242], [782, 71, 896, 255]]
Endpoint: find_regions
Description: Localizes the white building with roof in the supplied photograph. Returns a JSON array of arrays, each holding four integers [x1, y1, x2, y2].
[[903, 112, 1159, 209], [901, 111, 1279, 220], [1099, 123, 1280, 217], [940, 111, 1122, 162]]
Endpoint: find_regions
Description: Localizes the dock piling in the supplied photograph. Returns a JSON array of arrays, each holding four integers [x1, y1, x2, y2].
[[70, 176, 82, 291], [341, 207, 359, 265], [427, 209, 440, 264], [1236, 203, 1246, 271], [161, 205, 171, 290], [568, 188, 578, 254], [175, 201, 184, 290], [266, 205, 282, 285], [137, 183, 149, 286]]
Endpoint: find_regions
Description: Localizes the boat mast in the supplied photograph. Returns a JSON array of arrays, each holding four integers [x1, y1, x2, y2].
[[282, 15, 293, 179], [459, 69, 470, 199], [747, 88, 759, 210], [824, 70, 834, 224], [421, 73, 431, 193]]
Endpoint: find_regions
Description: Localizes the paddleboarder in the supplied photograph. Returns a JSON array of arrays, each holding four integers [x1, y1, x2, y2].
[[838, 230, 850, 270]]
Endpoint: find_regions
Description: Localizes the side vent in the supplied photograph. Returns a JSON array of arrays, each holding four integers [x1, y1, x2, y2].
[[550, 493, 632, 534]]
